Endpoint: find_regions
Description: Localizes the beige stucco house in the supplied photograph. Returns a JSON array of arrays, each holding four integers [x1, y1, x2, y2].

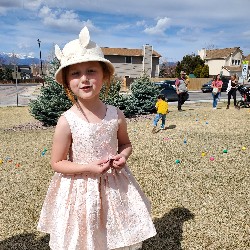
[[198, 47, 244, 78], [102, 45, 161, 79]]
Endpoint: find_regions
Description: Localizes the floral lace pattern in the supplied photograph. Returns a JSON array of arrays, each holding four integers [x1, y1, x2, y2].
[[37, 105, 156, 250]]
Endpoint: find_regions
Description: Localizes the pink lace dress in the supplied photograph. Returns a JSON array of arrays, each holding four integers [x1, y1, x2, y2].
[[37, 105, 156, 250]]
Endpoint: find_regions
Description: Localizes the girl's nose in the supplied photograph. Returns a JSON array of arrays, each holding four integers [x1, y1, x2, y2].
[[80, 74, 89, 83]]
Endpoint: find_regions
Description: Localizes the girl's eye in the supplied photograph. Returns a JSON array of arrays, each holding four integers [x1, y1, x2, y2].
[[87, 69, 96, 74], [71, 71, 79, 76]]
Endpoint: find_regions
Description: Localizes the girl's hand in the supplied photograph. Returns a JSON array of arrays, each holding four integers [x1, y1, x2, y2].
[[87, 159, 111, 175], [111, 154, 127, 170]]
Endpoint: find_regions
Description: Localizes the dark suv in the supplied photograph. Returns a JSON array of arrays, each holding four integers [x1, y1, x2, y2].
[[154, 81, 189, 102], [201, 78, 229, 93]]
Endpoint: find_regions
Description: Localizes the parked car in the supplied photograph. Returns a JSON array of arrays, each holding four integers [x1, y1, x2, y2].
[[201, 79, 229, 93], [155, 82, 189, 102], [155, 80, 176, 89]]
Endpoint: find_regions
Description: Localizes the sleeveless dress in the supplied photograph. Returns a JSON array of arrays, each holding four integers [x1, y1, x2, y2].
[[37, 105, 156, 250]]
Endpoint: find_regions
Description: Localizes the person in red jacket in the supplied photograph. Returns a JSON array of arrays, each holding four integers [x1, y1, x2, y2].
[[211, 74, 223, 109]]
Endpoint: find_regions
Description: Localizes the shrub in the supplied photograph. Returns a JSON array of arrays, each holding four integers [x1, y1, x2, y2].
[[100, 76, 125, 108], [29, 57, 72, 126], [124, 75, 159, 116], [29, 81, 72, 126]]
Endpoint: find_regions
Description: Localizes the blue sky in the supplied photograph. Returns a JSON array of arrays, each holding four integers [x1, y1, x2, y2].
[[1, 0, 250, 62]]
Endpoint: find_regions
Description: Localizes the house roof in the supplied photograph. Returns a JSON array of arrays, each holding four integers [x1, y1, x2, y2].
[[101, 47, 161, 57], [244, 54, 250, 62], [222, 65, 242, 72], [205, 47, 241, 59]]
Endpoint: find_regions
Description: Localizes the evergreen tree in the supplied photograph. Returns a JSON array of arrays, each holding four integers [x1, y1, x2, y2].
[[122, 74, 159, 117], [200, 65, 209, 78], [29, 57, 72, 126], [100, 76, 125, 108]]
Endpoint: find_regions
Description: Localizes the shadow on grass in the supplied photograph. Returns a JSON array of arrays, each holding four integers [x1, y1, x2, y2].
[[0, 207, 194, 250], [141, 207, 194, 250], [153, 124, 176, 134], [0, 233, 50, 250], [166, 124, 176, 130]]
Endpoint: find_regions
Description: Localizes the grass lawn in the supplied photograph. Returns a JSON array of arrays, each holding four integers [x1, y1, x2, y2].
[[0, 103, 249, 249]]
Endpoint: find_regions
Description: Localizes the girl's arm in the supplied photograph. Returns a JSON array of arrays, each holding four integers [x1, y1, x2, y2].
[[112, 109, 132, 170], [51, 115, 110, 175]]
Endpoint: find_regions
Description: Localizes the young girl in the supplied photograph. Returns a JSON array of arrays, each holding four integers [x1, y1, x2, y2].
[[37, 26, 156, 250]]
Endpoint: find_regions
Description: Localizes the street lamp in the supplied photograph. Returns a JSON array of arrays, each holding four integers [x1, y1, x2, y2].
[[37, 39, 44, 86]]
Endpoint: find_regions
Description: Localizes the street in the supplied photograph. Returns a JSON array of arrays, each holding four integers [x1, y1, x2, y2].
[[0, 83, 40, 107], [0, 84, 241, 107]]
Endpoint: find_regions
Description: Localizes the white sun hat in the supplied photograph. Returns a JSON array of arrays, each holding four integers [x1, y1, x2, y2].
[[54, 26, 115, 85]]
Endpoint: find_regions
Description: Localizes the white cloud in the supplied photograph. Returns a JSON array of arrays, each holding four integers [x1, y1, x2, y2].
[[144, 17, 171, 35], [38, 6, 95, 32]]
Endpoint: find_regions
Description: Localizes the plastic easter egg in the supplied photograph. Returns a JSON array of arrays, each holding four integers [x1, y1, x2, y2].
[[41, 148, 47, 156], [223, 149, 228, 153], [242, 146, 246, 150], [210, 156, 215, 161], [201, 152, 206, 157], [175, 159, 180, 164], [0, 159, 3, 164]]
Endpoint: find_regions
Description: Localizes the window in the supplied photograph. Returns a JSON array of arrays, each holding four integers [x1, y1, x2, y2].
[[232, 59, 235, 65], [125, 56, 132, 64], [237, 60, 240, 65]]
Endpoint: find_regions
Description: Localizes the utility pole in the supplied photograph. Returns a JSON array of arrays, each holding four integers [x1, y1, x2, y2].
[[37, 39, 44, 86], [12, 65, 21, 106]]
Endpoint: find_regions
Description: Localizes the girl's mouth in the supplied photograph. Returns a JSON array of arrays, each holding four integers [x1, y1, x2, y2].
[[81, 86, 92, 90]]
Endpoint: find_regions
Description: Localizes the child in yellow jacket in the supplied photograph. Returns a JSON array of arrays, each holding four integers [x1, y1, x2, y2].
[[152, 94, 168, 133]]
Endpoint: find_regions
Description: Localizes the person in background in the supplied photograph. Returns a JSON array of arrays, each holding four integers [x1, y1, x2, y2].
[[152, 94, 168, 133], [226, 74, 239, 109], [175, 71, 189, 111], [211, 74, 223, 109]]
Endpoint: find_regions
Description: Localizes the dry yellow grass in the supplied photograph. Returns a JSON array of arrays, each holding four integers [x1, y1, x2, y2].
[[0, 103, 249, 249]]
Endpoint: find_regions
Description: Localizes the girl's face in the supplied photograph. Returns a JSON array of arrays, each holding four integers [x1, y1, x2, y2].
[[67, 61, 105, 101], [216, 74, 220, 80]]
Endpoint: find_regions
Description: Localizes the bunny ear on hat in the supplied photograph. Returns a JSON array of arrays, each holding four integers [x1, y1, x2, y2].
[[55, 44, 63, 61], [79, 26, 90, 48]]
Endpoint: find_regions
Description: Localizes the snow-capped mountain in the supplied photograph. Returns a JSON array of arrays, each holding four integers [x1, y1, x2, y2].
[[0, 52, 41, 65]]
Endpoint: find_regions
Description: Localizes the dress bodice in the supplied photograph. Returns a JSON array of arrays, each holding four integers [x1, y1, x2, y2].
[[63, 105, 118, 164]]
